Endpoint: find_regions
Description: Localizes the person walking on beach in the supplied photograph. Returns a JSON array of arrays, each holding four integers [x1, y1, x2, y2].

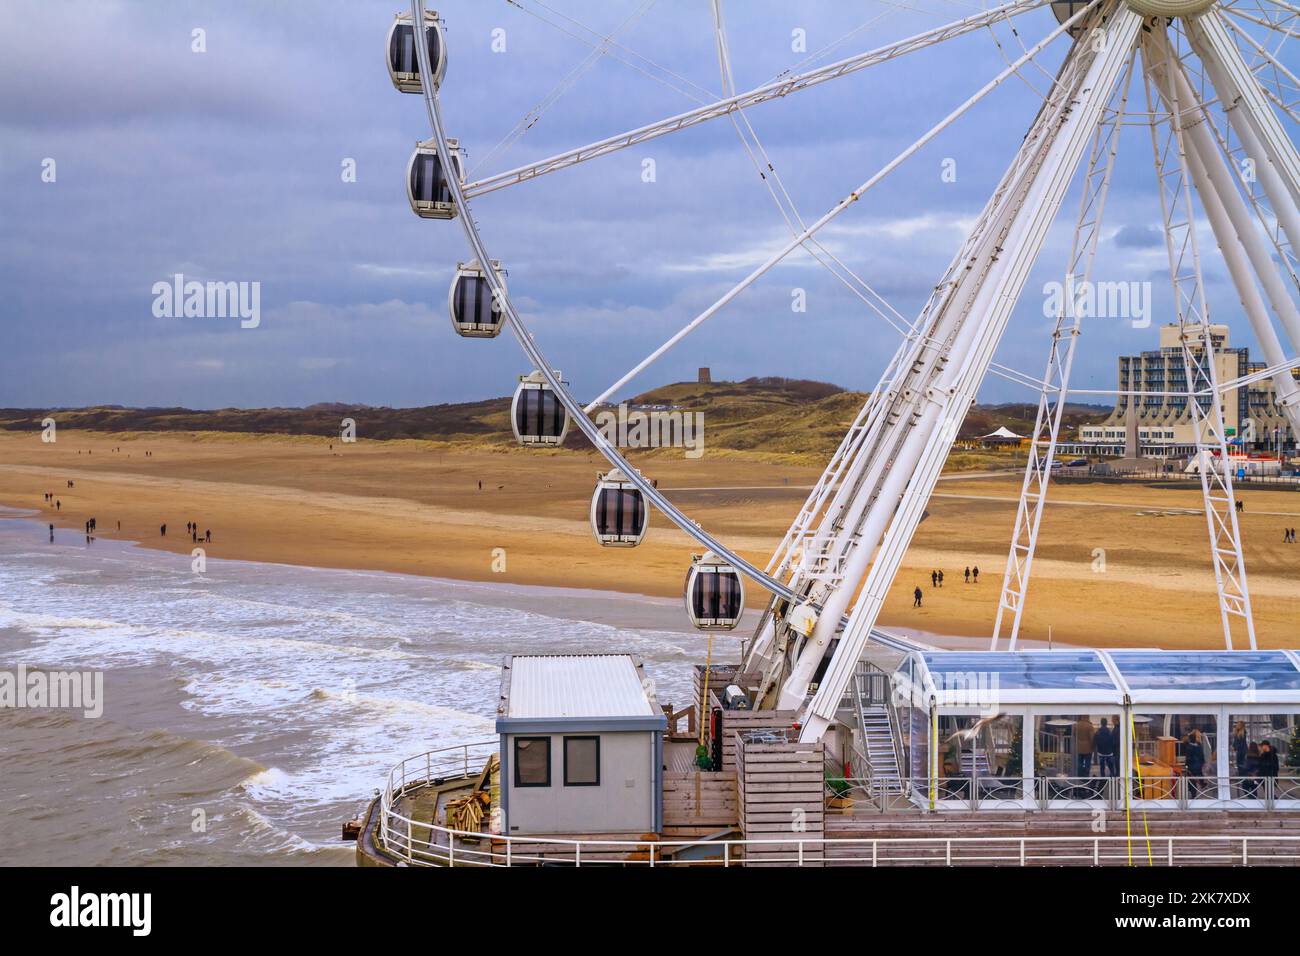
[[205, 529, 211, 543], [913, 586, 923, 608], [192, 527, 197, 543], [49, 524, 54, 542], [937, 569, 944, 587], [964, 566, 971, 584], [931, 570, 938, 589], [55, 500, 60, 511], [160, 524, 166, 537], [972, 565, 979, 583]]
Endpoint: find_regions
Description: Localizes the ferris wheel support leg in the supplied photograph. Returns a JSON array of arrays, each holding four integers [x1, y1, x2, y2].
[[772, 8, 1109, 709], [745, 7, 1100, 686], [1144, 26, 1257, 651], [1187, 13, 1300, 289], [1172, 110, 1300, 356], [772, 25, 1103, 696], [1181, 126, 1300, 442], [1158, 40, 1300, 417], [994, 52, 1136, 651], [793, 7, 1145, 739], [1188, 10, 1300, 205]]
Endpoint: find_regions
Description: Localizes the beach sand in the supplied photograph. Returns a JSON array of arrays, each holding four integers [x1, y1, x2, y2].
[[3, 429, 1300, 649]]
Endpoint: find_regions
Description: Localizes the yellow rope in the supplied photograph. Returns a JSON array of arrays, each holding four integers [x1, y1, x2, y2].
[[698, 632, 715, 748], [930, 707, 938, 810], [1126, 712, 1155, 867]]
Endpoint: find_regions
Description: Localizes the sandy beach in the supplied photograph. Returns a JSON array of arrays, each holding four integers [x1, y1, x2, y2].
[[3, 428, 1300, 649]]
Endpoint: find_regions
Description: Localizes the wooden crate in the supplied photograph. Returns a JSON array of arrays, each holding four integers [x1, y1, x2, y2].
[[708, 702, 799, 773], [662, 770, 738, 828], [693, 663, 740, 717], [736, 733, 825, 867]]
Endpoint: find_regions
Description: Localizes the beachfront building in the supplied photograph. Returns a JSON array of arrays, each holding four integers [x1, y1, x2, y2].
[[496, 654, 666, 836], [1078, 323, 1296, 454]]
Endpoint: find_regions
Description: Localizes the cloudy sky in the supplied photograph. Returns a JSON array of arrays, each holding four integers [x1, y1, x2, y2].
[[0, 0, 1294, 409]]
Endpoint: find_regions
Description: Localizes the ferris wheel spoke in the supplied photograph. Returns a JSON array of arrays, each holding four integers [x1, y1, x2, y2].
[[408, 0, 804, 608], [1263, 0, 1300, 18], [581, 2, 1095, 413], [503, 0, 717, 105], [707, 1, 915, 339], [1221, 9, 1300, 120], [472, 1, 662, 176], [1224, 5, 1300, 39], [462, 0, 1056, 198], [988, 361, 1056, 392]]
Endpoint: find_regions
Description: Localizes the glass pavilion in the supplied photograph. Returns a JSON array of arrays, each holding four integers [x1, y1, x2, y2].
[[891, 649, 1300, 811]]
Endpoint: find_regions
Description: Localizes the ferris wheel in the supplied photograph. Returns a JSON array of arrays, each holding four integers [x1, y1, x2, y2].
[[386, 0, 1300, 743]]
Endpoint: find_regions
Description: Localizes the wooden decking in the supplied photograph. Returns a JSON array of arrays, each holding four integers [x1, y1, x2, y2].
[[821, 807, 1300, 865]]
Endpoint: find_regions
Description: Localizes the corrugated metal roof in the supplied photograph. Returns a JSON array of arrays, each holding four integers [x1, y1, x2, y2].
[[506, 654, 655, 719]]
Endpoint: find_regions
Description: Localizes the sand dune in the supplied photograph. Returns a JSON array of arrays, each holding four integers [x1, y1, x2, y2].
[[2, 429, 1299, 650]]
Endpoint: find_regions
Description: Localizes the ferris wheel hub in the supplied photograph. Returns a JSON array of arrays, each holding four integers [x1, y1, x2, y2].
[[1123, 0, 1216, 17]]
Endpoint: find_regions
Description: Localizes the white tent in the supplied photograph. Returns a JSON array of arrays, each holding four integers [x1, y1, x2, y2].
[[980, 426, 1023, 442]]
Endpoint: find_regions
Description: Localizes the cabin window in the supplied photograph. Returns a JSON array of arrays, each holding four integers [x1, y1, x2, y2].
[[563, 736, 600, 787], [514, 737, 551, 787]]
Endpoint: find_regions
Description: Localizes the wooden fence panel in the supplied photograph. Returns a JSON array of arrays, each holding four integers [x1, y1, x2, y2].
[[736, 733, 825, 867], [662, 770, 738, 828]]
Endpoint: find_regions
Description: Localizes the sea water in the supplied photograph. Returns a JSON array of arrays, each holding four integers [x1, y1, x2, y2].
[[0, 512, 733, 865]]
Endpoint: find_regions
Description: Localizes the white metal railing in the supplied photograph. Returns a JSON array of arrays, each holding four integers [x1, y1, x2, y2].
[[378, 740, 499, 866], [375, 745, 1300, 867], [821, 773, 1300, 812], [377, 819, 1300, 868]]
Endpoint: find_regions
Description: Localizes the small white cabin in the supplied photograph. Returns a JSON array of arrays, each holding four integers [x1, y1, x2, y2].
[[496, 654, 666, 835]]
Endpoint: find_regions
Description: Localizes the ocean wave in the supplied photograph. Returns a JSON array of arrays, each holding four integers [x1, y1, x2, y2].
[[0, 516, 705, 858]]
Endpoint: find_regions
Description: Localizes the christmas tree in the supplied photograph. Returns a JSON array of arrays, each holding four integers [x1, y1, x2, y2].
[[1006, 722, 1023, 777]]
